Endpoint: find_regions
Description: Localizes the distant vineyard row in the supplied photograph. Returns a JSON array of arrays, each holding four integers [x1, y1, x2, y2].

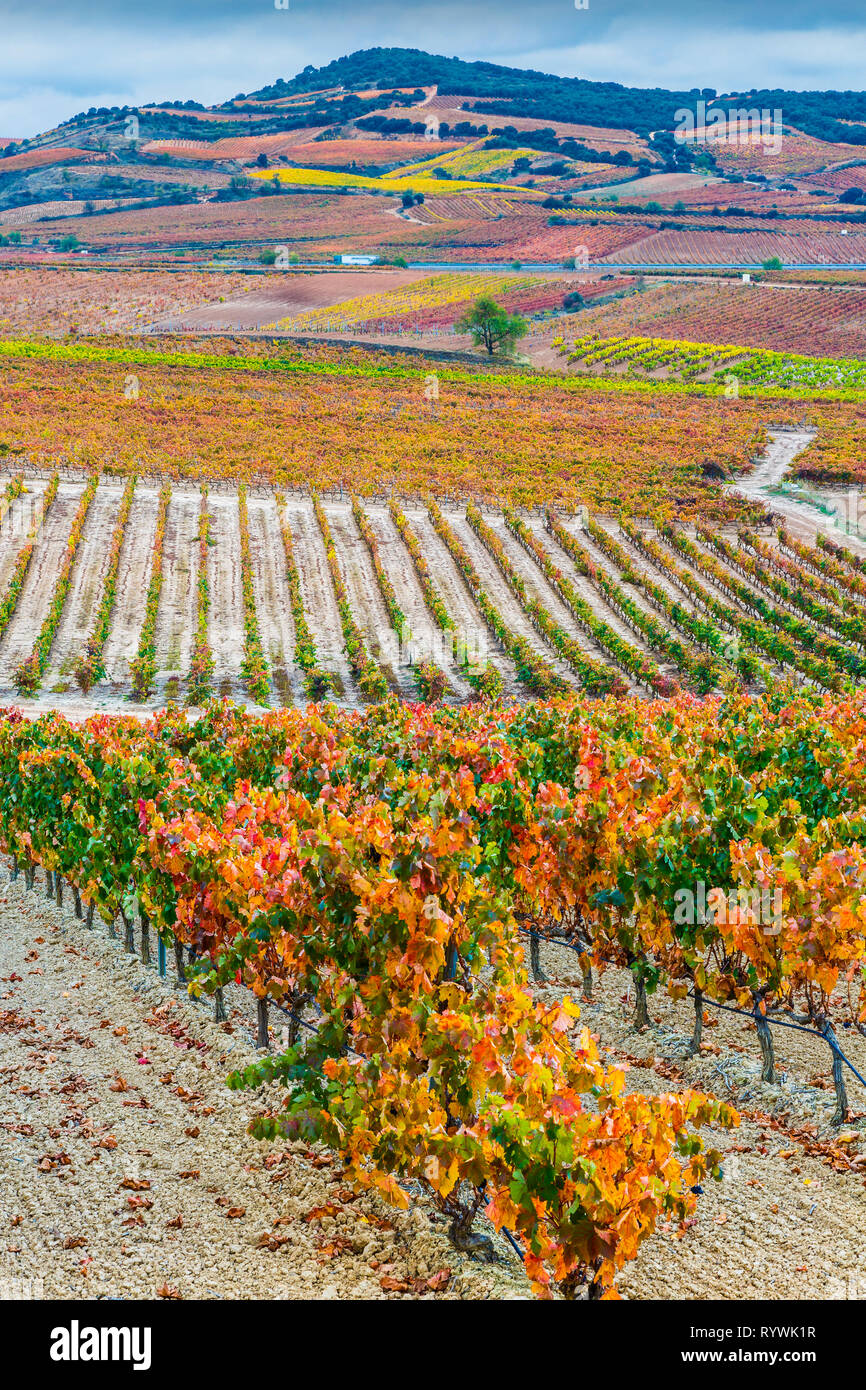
[[1, 472, 865, 710]]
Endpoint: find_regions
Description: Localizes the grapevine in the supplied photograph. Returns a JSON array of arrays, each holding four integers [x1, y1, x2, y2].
[[129, 482, 172, 701], [237, 485, 270, 705], [186, 486, 215, 706], [313, 494, 388, 703], [275, 494, 335, 700], [351, 494, 446, 703], [12, 472, 100, 696], [388, 499, 504, 699], [74, 475, 137, 694], [0, 472, 59, 647]]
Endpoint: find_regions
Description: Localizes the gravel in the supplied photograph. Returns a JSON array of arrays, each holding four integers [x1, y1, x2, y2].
[[2, 871, 865, 1301], [0, 871, 526, 1301]]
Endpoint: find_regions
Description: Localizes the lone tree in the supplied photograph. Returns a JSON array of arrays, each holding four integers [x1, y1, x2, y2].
[[456, 295, 528, 356]]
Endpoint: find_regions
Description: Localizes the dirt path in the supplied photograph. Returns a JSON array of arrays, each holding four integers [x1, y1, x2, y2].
[[363, 505, 472, 701], [734, 427, 866, 557], [445, 511, 578, 690], [0, 482, 84, 693], [153, 490, 198, 702], [0, 870, 520, 1302], [324, 502, 416, 700], [246, 496, 298, 707], [403, 508, 519, 697], [736, 429, 817, 505], [99, 486, 161, 689]]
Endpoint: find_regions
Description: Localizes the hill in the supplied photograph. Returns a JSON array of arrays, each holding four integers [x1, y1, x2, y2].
[[247, 47, 866, 146]]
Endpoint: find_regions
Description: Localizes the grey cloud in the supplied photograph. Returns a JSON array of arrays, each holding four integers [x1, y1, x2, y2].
[[1, 0, 864, 138]]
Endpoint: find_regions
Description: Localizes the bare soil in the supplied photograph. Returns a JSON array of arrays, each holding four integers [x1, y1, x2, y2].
[[280, 499, 355, 704], [362, 505, 472, 700], [152, 269, 428, 333], [0, 872, 521, 1301], [206, 493, 246, 703], [401, 506, 520, 697], [0, 481, 85, 694], [152, 489, 199, 703], [246, 496, 299, 707], [43, 484, 123, 693]]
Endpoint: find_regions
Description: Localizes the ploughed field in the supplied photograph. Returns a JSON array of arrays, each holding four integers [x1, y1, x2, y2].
[[2, 461, 866, 715]]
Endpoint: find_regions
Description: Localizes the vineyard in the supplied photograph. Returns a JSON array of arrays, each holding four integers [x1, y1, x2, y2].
[[562, 331, 866, 394], [601, 227, 866, 267], [0, 445, 865, 713], [8, 42, 866, 1320], [250, 167, 534, 197], [263, 270, 567, 334], [559, 279, 866, 361], [0, 267, 258, 338], [2, 687, 866, 1301], [0, 337, 802, 512]]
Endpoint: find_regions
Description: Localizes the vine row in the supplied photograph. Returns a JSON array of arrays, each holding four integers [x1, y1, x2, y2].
[[237, 486, 270, 705], [74, 475, 138, 694], [13, 472, 100, 696]]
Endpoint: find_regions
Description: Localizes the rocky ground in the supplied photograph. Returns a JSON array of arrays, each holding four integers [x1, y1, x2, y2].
[[2, 867, 865, 1301]]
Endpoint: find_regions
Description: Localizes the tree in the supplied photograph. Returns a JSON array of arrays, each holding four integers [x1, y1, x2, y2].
[[456, 296, 528, 357], [839, 186, 864, 203], [256, 152, 268, 168], [762, 256, 783, 271]]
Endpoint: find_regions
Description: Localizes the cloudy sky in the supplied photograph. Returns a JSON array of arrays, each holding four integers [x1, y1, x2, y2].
[[2, 0, 866, 138]]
